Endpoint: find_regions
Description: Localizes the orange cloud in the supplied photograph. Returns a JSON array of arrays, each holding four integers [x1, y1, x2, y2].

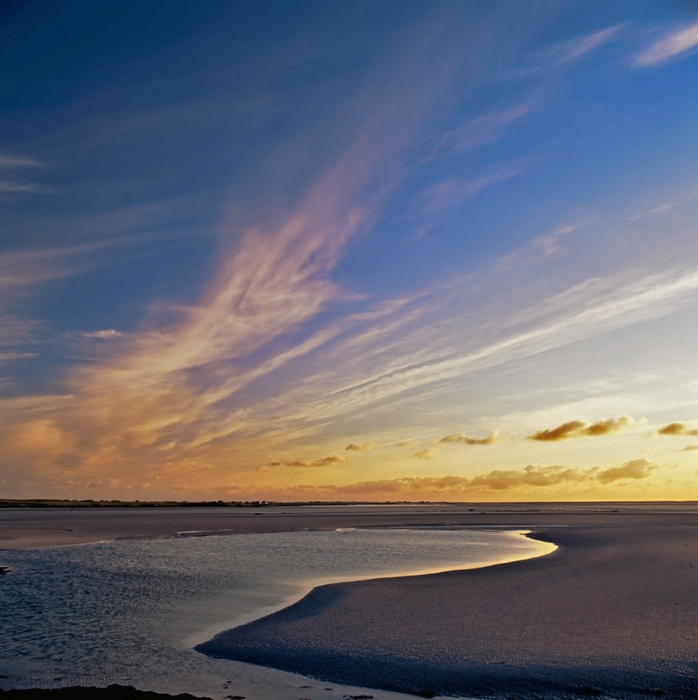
[[412, 448, 440, 459], [657, 422, 698, 436], [270, 455, 349, 468], [345, 442, 373, 452], [251, 459, 658, 498], [439, 430, 500, 445], [681, 444, 698, 452], [528, 416, 633, 441], [595, 459, 657, 484]]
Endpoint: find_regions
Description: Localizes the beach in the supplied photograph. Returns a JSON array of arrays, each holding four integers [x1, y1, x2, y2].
[[3, 504, 698, 699], [198, 512, 698, 699]]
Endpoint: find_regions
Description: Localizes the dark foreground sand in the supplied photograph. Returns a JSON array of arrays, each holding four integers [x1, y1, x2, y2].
[[0, 686, 211, 700], [198, 517, 698, 700]]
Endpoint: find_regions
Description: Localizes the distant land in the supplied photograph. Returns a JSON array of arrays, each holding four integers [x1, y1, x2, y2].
[[0, 498, 439, 508]]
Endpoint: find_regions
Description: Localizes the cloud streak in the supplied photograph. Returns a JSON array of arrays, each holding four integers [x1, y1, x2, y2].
[[1, 7, 516, 482], [549, 25, 623, 65], [0, 155, 46, 168], [421, 166, 521, 213], [302, 266, 698, 426], [636, 22, 698, 66], [432, 103, 532, 158]]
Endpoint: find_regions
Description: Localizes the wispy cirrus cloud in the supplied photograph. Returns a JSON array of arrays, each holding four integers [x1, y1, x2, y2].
[[420, 165, 521, 213], [548, 25, 624, 65], [531, 224, 577, 257], [431, 103, 532, 159], [0, 182, 47, 194], [276, 267, 698, 433], [75, 330, 123, 340], [1, 9, 516, 480], [0, 315, 43, 348], [4, 5, 696, 501], [0, 240, 122, 293], [0, 154, 49, 194], [515, 25, 623, 76], [528, 416, 634, 442], [0, 155, 46, 168], [636, 21, 698, 66]]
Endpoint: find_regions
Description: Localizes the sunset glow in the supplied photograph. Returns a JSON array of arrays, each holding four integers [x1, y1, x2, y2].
[[2, 1, 698, 501]]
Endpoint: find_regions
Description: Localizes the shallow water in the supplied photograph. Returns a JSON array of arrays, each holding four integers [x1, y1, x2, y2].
[[0, 527, 553, 699]]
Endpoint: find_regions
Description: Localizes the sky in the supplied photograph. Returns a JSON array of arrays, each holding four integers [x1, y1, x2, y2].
[[2, 0, 698, 502]]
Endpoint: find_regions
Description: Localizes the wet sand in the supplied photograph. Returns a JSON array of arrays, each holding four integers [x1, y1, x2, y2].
[[195, 509, 698, 700], [3, 504, 698, 699], [0, 686, 210, 700], [1, 502, 694, 550]]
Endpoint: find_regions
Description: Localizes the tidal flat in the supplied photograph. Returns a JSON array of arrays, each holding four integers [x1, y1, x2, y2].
[[2, 503, 698, 700]]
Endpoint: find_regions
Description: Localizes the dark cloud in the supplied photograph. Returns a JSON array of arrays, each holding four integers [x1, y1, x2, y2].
[[657, 422, 698, 436], [345, 442, 373, 451], [528, 416, 633, 441], [439, 430, 500, 445], [270, 455, 349, 468]]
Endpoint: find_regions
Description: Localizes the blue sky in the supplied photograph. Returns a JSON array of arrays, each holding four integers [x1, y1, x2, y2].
[[2, 1, 698, 500]]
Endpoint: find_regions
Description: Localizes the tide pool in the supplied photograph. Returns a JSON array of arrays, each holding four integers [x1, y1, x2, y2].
[[0, 527, 554, 700]]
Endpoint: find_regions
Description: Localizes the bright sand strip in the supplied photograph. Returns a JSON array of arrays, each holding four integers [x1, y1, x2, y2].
[[198, 517, 698, 700]]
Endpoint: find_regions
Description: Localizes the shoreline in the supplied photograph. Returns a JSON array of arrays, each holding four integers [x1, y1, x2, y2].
[[197, 519, 698, 700], [185, 528, 554, 649], [1, 501, 693, 551], [0, 687, 213, 700]]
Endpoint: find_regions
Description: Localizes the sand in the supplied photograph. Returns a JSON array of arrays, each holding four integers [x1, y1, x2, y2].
[[0, 686, 211, 699], [195, 511, 698, 700], [1, 502, 692, 549], [4, 504, 698, 699]]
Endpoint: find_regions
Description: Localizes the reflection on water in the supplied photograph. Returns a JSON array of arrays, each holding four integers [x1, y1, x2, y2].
[[0, 528, 553, 699]]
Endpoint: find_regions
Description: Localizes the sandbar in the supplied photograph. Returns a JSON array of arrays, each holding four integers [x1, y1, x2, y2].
[[197, 510, 698, 699]]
